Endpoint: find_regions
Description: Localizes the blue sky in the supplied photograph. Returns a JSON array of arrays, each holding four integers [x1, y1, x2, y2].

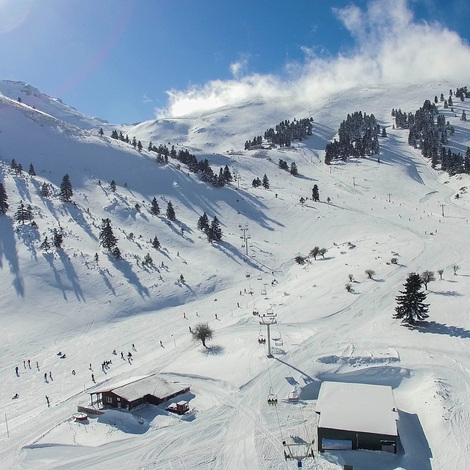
[[0, 0, 469, 123]]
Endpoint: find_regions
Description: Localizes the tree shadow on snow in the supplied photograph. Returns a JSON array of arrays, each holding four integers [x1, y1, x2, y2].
[[202, 345, 225, 355], [112, 256, 150, 298], [57, 250, 85, 302], [408, 321, 470, 338], [0, 217, 24, 297], [428, 290, 463, 296]]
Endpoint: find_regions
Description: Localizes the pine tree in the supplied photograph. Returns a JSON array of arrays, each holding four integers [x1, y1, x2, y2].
[[312, 184, 320, 201], [143, 253, 153, 265], [110, 180, 116, 192], [166, 201, 176, 221], [262, 174, 270, 189], [99, 218, 118, 250], [150, 197, 160, 216], [60, 174, 73, 202], [40, 182, 50, 198], [53, 229, 63, 249], [0, 182, 8, 214], [223, 165, 233, 182], [39, 236, 50, 251], [208, 216, 222, 242], [394, 273, 429, 325], [11, 159, 17, 171], [151, 236, 161, 250], [290, 162, 298, 176], [28, 164, 36, 176], [197, 212, 210, 233], [15, 201, 33, 224], [137, 140, 143, 152]]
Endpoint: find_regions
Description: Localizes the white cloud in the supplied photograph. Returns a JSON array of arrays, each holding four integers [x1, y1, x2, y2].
[[142, 94, 152, 104], [230, 56, 249, 78], [159, 0, 470, 118]]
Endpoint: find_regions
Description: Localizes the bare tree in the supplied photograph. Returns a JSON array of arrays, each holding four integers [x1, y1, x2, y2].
[[191, 323, 214, 348], [345, 283, 353, 293], [348, 274, 354, 282], [365, 269, 375, 279], [452, 264, 460, 275], [420, 271, 435, 290], [437, 269, 444, 280], [309, 247, 320, 260]]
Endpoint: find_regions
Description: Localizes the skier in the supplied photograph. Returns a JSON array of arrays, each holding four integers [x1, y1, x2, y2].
[[12, 393, 19, 399], [49, 371, 53, 381], [45, 395, 50, 407], [23, 360, 26, 369], [183, 312, 186, 319], [36, 361, 40, 371], [121, 351, 124, 360], [44, 372, 48, 382], [215, 313, 218, 320], [72, 370, 76, 375], [132, 343, 136, 351], [27, 359, 31, 369], [189, 326, 192, 333], [91, 373, 95, 383], [15, 366, 19, 377], [160, 340, 163, 347]]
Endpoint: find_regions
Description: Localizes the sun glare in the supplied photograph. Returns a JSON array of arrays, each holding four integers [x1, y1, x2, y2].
[[0, 0, 32, 34]]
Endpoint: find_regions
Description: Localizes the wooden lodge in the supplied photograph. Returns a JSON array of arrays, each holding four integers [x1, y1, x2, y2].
[[89, 374, 190, 411]]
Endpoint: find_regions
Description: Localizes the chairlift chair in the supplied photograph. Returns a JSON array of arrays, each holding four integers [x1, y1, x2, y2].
[[267, 387, 278, 405], [273, 332, 283, 346]]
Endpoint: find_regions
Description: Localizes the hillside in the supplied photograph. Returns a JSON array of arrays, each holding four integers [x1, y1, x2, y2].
[[1, 80, 470, 469]]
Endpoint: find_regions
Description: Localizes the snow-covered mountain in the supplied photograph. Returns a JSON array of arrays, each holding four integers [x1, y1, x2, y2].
[[1, 80, 470, 469]]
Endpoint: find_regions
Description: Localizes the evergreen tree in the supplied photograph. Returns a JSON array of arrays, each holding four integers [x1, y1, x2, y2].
[[99, 218, 118, 250], [39, 236, 50, 251], [394, 273, 429, 325], [252, 177, 262, 188], [223, 165, 233, 182], [166, 201, 176, 221], [53, 228, 63, 249], [110, 180, 116, 192], [40, 182, 50, 198], [151, 236, 160, 250], [137, 140, 143, 152], [28, 164, 36, 176], [132, 136, 137, 148], [262, 174, 270, 189], [290, 162, 298, 176], [0, 182, 8, 214], [99, 128, 104, 136], [312, 184, 320, 201], [143, 253, 153, 265], [112, 246, 121, 259], [197, 212, 210, 233], [15, 201, 33, 224], [11, 159, 17, 171], [16, 163, 23, 175], [150, 197, 160, 216], [461, 110, 467, 121], [60, 174, 73, 202], [208, 216, 222, 242]]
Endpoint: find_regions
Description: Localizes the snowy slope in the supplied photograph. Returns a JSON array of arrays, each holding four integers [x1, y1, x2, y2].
[[1, 80, 470, 470]]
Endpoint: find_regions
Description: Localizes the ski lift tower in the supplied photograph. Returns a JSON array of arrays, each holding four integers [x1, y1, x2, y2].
[[259, 314, 277, 358], [283, 439, 315, 467]]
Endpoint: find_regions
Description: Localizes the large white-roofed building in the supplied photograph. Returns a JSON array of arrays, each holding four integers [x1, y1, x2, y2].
[[316, 381, 399, 453]]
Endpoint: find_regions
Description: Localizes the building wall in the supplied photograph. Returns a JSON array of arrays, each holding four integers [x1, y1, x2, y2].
[[318, 427, 397, 453]]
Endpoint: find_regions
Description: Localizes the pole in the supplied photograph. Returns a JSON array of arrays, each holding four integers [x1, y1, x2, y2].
[[441, 204, 445, 217], [5, 414, 9, 438], [266, 323, 272, 357]]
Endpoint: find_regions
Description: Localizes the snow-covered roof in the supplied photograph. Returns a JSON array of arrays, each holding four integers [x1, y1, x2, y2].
[[316, 381, 398, 436], [92, 375, 189, 402]]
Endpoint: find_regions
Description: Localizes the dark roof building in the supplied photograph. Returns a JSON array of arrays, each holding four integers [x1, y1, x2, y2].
[[90, 374, 190, 411], [316, 381, 399, 453]]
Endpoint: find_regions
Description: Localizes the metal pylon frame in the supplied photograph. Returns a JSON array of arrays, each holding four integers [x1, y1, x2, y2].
[[259, 314, 277, 357]]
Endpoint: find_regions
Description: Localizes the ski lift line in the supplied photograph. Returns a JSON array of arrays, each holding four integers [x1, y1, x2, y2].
[[264, 350, 288, 464], [275, 317, 314, 446], [284, 311, 317, 446]]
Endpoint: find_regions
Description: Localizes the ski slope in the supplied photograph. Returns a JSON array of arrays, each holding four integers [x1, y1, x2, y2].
[[1, 80, 470, 469]]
